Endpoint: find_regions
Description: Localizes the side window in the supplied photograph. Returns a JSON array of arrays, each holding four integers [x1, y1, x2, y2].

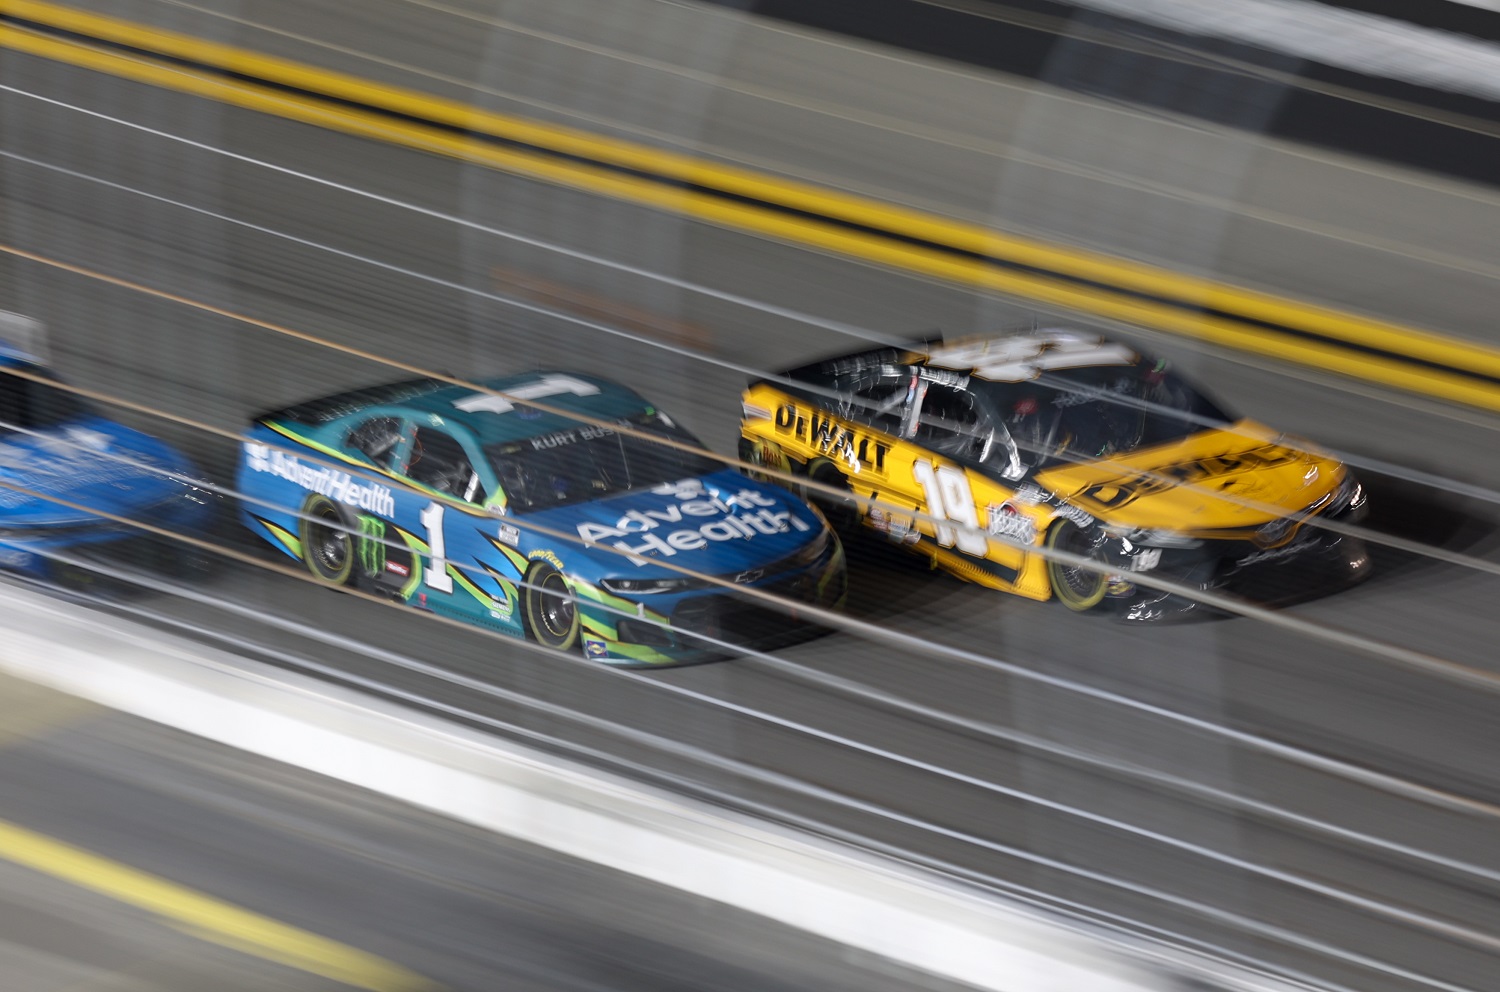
[[345, 417, 404, 467], [915, 384, 989, 460], [834, 365, 908, 431], [407, 427, 485, 503]]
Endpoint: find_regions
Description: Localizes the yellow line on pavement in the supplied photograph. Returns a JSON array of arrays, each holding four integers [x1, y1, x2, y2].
[[5, 0, 1500, 409], [0, 818, 436, 991]]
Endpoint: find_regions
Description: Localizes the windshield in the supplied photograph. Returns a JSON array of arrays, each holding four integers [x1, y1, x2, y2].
[[984, 360, 1231, 468], [487, 410, 720, 513], [0, 365, 95, 434]]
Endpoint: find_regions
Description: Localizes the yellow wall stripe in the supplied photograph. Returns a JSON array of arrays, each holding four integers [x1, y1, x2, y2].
[[5, 0, 1500, 408], [0, 818, 435, 991]]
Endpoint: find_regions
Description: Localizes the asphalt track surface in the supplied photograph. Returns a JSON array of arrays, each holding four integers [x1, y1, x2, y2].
[[2, 1, 1500, 990], [0, 672, 970, 992]]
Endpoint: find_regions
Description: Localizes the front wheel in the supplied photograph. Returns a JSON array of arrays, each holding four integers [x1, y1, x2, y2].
[[300, 494, 355, 587], [1045, 520, 1109, 612], [741, 436, 792, 486], [804, 457, 860, 532], [523, 562, 580, 651]]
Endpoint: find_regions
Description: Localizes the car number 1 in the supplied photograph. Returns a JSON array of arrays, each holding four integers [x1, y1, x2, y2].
[[419, 501, 454, 593]]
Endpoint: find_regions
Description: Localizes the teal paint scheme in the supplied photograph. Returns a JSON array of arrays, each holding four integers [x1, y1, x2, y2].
[[235, 372, 846, 665]]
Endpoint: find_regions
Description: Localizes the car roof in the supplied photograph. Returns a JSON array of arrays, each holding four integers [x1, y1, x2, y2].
[[774, 327, 1140, 384], [268, 371, 654, 446], [405, 372, 653, 445]]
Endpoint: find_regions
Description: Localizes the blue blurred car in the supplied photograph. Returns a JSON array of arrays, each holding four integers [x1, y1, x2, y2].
[[0, 336, 217, 585], [235, 372, 847, 665]]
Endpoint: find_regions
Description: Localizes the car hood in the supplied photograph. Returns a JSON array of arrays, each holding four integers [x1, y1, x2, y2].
[[1032, 420, 1345, 533], [0, 416, 196, 528], [518, 469, 826, 578]]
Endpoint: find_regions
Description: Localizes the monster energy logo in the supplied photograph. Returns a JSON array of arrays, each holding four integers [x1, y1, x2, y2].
[[357, 514, 386, 575]]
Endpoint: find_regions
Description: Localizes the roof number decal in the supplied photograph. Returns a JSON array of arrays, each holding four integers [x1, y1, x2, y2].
[[453, 375, 601, 415], [927, 333, 1136, 382]]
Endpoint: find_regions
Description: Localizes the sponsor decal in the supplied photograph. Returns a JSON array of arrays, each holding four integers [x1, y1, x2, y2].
[[1052, 501, 1095, 528], [734, 568, 764, 584], [1010, 484, 1049, 505], [652, 478, 707, 501], [583, 637, 610, 660], [356, 514, 386, 575], [986, 502, 1037, 543], [245, 443, 396, 517], [528, 548, 566, 570], [575, 482, 812, 566], [385, 561, 411, 577], [489, 592, 515, 620], [774, 404, 890, 474], [525, 423, 616, 450], [1129, 548, 1162, 572], [1076, 445, 1303, 511], [497, 523, 521, 547], [869, 505, 920, 546]]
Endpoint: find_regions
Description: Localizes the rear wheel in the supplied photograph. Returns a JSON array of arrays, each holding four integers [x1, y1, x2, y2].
[[523, 562, 580, 651], [1046, 520, 1108, 611], [300, 494, 354, 587]]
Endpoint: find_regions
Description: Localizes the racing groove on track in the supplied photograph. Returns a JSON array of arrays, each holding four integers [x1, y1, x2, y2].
[[4, 4, 1500, 990]]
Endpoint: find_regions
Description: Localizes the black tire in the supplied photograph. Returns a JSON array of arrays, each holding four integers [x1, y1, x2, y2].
[[1046, 520, 1109, 612], [523, 562, 580, 651], [805, 457, 859, 532], [300, 494, 355, 587]]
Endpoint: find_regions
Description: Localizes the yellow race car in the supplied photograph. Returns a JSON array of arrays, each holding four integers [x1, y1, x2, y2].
[[739, 329, 1371, 620]]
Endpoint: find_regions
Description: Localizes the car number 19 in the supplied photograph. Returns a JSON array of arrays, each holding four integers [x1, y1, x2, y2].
[[912, 460, 987, 556]]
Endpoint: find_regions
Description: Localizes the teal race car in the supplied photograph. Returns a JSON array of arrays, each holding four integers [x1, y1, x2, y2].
[[235, 372, 847, 665]]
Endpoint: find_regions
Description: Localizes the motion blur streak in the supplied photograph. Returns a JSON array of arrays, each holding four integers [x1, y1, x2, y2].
[[7, 377, 1500, 860], [2, 133, 1498, 593], [31, 553, 1481, 992], [3, 2, 1499, 989], [9, 76, 1500, 480], [0, 818, 437, 991], [5, 237, 1500, 699], [4, 1, 1500, 410]]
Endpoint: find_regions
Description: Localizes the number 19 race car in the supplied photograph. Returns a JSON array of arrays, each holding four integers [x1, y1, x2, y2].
[[236, 372, 846, 664], [740, 328, 1370, 620]]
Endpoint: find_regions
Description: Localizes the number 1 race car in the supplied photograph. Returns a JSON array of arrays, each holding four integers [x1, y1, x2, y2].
[[0, 328, 218, 586], [236, 372, 846, 664], [740, 328, 1370, 620]]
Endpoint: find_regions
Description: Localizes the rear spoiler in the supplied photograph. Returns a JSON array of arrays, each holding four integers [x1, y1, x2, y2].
[[751, 332, 943, 389], [253, 377, 448, 426]]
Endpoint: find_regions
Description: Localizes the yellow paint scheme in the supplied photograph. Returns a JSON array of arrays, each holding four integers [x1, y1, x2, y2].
[[740, 381, 1346, 602], [1032, 421, 1344, 536]]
